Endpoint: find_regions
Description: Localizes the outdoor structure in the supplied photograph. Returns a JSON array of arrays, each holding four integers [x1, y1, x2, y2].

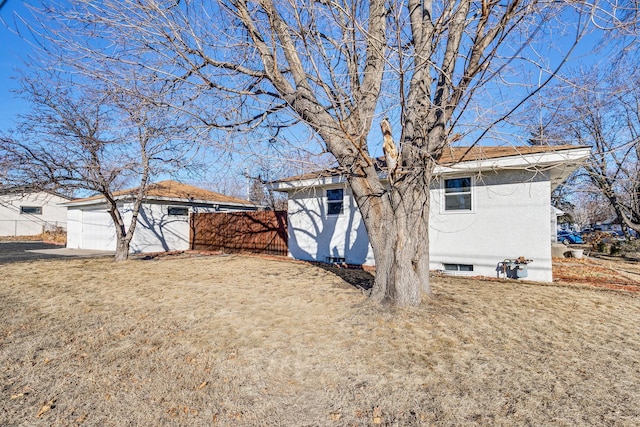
[[191, 211, 288, 256], [269, 145, 591, 282], [0, 190, 71, 236], [551, 207, 564, 243], [64, 180, 260, 253], [592, 218, 624, 235]]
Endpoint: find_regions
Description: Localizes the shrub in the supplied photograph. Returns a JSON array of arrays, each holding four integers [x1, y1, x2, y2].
[[616, 239, 640, 257], [597, 241, 608, 253]]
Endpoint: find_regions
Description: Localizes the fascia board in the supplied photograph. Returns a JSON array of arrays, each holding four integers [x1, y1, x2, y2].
[[268, 175, 348, 192], [433, 148, 591, 175], [143, 196, 261, 209], [268, 147, 591, 191], [63, 194, 260, 209], [62, 198, 113, 208]]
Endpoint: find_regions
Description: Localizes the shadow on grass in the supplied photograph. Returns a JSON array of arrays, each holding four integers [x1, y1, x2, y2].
[[313, 262, 375, 292]]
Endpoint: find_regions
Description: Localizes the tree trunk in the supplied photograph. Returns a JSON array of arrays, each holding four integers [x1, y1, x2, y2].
[[114, 237, 130, 261], [105, 197, 138, 262], [588, 169, 640, 236], [349, 167, 433, 306]]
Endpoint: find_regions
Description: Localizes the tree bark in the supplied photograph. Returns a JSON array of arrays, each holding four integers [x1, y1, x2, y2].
[[114, 237, 131, 261], [368, 190, 431, 306], [348, 162, 434, 306], [108, 204, 132, 261]]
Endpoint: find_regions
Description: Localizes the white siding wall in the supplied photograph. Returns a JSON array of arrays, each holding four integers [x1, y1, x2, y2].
[[288, 185, 373, 265], [0, 192, 69, 236], [287, 169, 553, 282], [130, 202, 193, 253], [429, 170, 552, 282], [66, 202, 226, 253]]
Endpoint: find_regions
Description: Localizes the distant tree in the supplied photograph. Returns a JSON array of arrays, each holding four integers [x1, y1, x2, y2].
[[246, 174, 287, 210], [527, 125, 550, 146], [245, 155, 308, 210], [248, 174, 268, 205], [9, 0, 639, 305], [572, 191, 616, 229], [0, 71, 202, 260], [526, 123, 567, 147], [540, 60, 640, 236], [552, 184, 576, 224]]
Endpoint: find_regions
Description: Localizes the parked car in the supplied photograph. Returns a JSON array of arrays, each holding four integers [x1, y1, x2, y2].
[[557, 231, 584, 245]]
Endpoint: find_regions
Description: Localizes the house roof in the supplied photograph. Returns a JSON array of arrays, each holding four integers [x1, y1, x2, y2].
[[269, 144, 591, 190], [436, 144, 581, 164], [64, 180, 257, 207]]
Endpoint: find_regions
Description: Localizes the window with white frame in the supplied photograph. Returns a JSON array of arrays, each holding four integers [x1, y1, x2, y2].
[[326, 188, 344, 215], [168, 206, 189, 216], [20, 206, 42, 215], [443, 263, 474, 272], [444, 177, 472, 211]]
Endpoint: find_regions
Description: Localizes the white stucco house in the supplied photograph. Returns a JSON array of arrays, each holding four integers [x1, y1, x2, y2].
[[0, 190, 71, 236], [269, 145, 591, 282], [64, 180, 260, 253]]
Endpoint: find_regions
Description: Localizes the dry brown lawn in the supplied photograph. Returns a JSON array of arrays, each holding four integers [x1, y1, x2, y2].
[[1, 254, 639, 426], [554, 255, 640, 292]]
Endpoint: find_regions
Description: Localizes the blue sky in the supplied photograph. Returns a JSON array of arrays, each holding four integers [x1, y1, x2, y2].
[[0, 1, 627, 143], [0, 0, 33, 131]]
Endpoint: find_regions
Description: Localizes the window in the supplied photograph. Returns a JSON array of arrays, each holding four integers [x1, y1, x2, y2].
[[327, 188, 344, 215], [168, 207, 189, 216], [444, 177, 472, 211], [443, 263, 474, 272], [20, 206, 42, 215]]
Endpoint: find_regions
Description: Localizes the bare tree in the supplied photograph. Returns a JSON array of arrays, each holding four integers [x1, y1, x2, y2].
[[573, 191, 616, 229], [538, 61, 640, 237], [11, 0, 638, 304], [0, 70, 202, 260]]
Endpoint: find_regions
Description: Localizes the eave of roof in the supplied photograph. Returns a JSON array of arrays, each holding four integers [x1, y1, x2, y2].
[[63, 180, 260, 208], [436, 144, 583, 164], [0, 188, 73, 200], [268, 145, 591, 191]]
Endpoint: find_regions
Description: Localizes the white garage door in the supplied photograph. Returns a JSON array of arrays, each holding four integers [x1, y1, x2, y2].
[[81, 209, 117, 251]]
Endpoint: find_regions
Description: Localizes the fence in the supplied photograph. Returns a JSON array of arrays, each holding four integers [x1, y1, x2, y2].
[[190, 211, 288, 256], [0, 220, 66, 237]]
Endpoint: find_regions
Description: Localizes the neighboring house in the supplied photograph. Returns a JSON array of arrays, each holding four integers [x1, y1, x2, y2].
[[551, 207, 564, 243], [64, 180, 260, 253], [0, 190, 71, 236], [592, 218, 624, 235], [269, 145, 590, 282]]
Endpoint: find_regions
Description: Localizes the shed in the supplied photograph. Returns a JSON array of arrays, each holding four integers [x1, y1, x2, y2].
[[64, 180, 260, 253]]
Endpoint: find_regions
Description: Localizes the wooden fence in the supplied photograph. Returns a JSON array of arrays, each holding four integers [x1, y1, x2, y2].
[[190, 211, 288, 256]]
